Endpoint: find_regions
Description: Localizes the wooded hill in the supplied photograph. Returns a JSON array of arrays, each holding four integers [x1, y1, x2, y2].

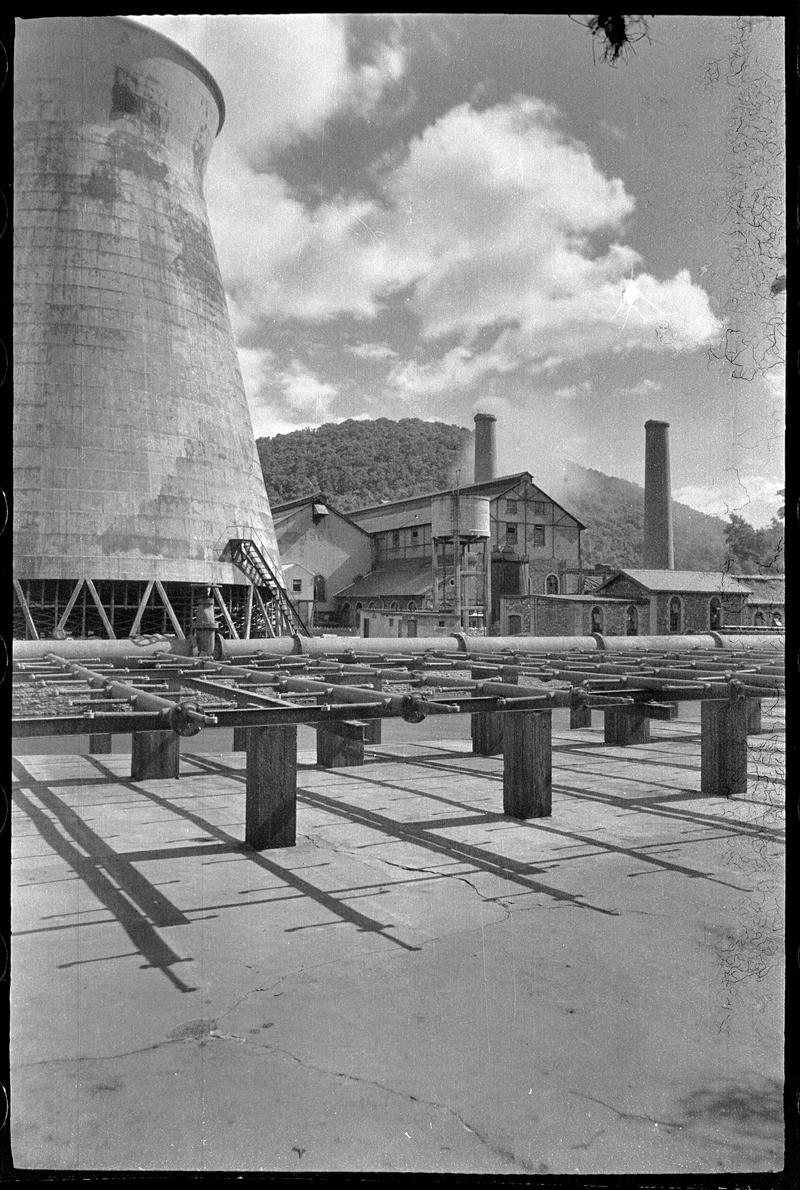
[[257, 417, 732, 571]]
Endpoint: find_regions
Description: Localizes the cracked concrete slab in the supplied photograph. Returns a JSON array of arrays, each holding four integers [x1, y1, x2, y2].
[[10, 704, 785, 1173]]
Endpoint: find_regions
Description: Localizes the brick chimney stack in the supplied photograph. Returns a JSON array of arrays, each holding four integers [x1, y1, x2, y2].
[[473, 413, 497, 484], [643, 419, 675, 570]]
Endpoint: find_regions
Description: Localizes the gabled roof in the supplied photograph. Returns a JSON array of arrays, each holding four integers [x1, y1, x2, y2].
[[733, 574, 785, 604], [270, 492, 371, 536], [349, 472, 586, 530], [334, 560, 433, 600], [597, 569, 753, 595]]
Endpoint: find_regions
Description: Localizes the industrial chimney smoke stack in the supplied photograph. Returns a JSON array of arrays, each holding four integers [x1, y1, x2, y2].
[[473, 413, 497, 484], [643, 419, 675, 570]]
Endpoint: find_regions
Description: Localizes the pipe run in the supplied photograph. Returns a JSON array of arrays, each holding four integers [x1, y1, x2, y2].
[[11, 630, 784, 665], [46, 655, 217, 736]]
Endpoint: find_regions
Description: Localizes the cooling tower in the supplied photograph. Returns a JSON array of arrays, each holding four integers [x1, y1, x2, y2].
[[13, 17, 295, 639], [642, 419, 675, 570], [473, 413, 497, 484]]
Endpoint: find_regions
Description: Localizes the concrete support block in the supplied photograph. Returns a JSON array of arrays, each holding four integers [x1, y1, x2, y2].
[[570, 703, 592, 729], [604, 706, 651, 746], [471, 711, 504, 756], [746, 698, 762, 735], [233, 726, 249, 752], [701, 699, 747, 798], [245, 726, 297, 849], [316, 721, 367, 768], [502, 710, 552, 818], [363, 719, 382, 745], [131, 730, 180, 780], [88, 733, 112, 754]]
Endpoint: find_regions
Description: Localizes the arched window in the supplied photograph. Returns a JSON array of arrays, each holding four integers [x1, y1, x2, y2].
[[591, 605, 604, 634], [313, 574, 326, 602], [367, 601, 377, 610], [390, 600, 400, 611], [355, 602, 363, 611], [625, 604, 639, 636], [709, 596, 722, 630], [545, 573, 560, 594], [669, 596, 682, 633], [407, 600, 417, 611]]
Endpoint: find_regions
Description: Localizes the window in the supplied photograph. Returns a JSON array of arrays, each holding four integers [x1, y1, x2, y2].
[[505, 523, 517, 540], [532, 524, 545, 547], [506, 499, 518, 515], [407, 600, 417, 611], [368, 601, 377, 610], [291, 579, 302, 593], [669, 596, 682, 633], [411, 529, 419, 540], [545, 573, 559, 594], [392, 530, 400, 547], [438, 620, 446, 627], [508, 613, 523, 635], [355, 602, 363, 611], [532, 501, 546, 516], [625, 604, 639, 636], [390, 601, 399, 611], [591, 605, 604, 634], [709, 596, 722, 630], [754, 609, 765, 626], [313, 575, 326, 602]]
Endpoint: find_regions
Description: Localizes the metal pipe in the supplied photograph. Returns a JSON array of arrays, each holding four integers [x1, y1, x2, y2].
[[187, 660, 459, 723], [47, 655, 216, 736], [13, 631, 785, 665]]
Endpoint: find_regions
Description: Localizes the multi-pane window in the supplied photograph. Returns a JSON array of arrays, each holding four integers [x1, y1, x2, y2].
[[532, 501, 546, 516], [505, 523, 517, 541], [506, 499, 518, 515], [292, 579, 302, 593], [532, 524, 545, 547]]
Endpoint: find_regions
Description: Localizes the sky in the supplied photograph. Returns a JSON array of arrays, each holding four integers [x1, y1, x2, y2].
[[135, 14, 785, 527]]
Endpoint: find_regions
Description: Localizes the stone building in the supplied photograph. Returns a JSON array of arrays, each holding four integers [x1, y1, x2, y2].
[[594, 570, 754, 633], [499, 593, 648, 637]]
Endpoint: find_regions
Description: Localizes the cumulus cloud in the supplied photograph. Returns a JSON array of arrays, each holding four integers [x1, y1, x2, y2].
[[218, 95, 718, 383], [133, 20, 721, 403], [386, 336, 519, 396], [133, 15, 405, 152], [347, 342, 399, 360], [674, 473, 784, 527]]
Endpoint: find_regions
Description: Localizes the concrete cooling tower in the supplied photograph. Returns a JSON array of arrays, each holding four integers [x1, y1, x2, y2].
[[13, 16, 303, 641]]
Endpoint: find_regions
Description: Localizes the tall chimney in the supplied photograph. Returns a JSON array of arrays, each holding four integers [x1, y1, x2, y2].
[[643, 419, 675, 570], [473, 413, 497, 484]]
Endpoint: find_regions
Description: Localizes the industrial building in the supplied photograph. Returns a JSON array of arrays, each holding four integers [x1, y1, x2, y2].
[[270, 494, 372, 630], [334, 413, 585, 631]]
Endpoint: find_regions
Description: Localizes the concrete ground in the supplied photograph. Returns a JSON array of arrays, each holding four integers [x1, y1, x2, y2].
[[10, 701, 785, 1174]]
